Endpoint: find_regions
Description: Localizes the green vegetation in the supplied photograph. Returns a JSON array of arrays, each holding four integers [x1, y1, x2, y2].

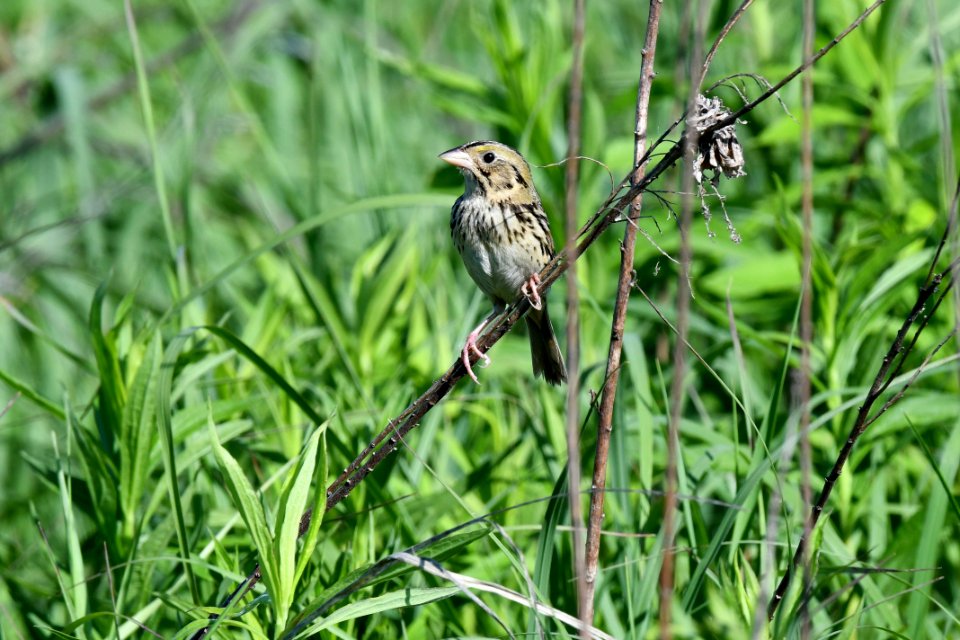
[[1, 0, 958, 637]]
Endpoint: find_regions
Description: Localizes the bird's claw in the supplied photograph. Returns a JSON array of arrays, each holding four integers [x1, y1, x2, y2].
[[521, 274, 543, 310], [461, 333, 490, 384]]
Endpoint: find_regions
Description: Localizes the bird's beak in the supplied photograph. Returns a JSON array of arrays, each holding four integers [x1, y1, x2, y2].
[[439, 148, 474, 170]]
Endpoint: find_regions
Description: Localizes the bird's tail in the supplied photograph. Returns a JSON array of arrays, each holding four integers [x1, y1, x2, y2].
[[525, 301, 567, 385]]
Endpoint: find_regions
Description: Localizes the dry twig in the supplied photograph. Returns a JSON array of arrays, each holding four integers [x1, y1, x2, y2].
[[660, 5, 709, 635]]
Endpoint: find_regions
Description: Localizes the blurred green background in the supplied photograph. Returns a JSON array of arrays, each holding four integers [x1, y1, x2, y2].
[[1, 0, 959, 637]]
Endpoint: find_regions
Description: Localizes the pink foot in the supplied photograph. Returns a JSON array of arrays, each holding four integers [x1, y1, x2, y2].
[[461, 329, 491, 384], [520, 274, 543, 310]]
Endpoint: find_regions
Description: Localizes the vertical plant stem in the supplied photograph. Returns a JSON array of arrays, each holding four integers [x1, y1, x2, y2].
[[798, 0, 815, 636], [661, 4, 705, 636], [582, 0, 663, 625], [564, 0, 588, 630]]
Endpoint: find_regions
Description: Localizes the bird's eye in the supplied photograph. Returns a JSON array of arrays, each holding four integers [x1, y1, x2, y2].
[[482, 152, 496, 163]]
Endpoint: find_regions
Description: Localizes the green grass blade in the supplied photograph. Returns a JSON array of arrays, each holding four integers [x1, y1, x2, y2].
[[52, 419, 88, 631], [532, 467, 565, 605], [208, 417, 281, 619], [273, 423, 328, 626], [908, 418, 960, 526], [289, 524, 492, 634], [291, 587, 459, 637], [681, 458, 771, 611], [157, 330, 202, 604], [119, 332, 161, 545], [0, 368, 65, 420], [294, 429, 328, 586], [202, 325, 323, 425], [905, 417, 960, 636], [123, 0, 177, 260], [90, 281, 126, 440]]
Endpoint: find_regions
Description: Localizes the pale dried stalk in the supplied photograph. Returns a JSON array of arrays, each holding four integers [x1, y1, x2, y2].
[[660, 3, 706, 633]]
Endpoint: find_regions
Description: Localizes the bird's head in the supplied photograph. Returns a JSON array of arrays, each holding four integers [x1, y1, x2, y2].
[[439, 141, 539, 204]]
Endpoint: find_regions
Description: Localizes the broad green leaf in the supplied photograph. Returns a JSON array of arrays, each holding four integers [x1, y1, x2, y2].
[[208, 418, 281, 618], [290, 587, 459, 638], [119, 331, 161, 543], [295, 430, 328, 586], [90, 281, 126, 440], [273, 423, 328, 626]]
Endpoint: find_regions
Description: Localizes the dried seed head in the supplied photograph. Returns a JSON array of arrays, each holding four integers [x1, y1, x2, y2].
[[688, 95, 746, 243], [689, 94, 746, 184]]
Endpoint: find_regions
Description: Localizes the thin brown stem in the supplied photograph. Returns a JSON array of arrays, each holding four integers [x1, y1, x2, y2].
[[564, 0, 588, 631], [582, 0, 663, 627], [660, 4, 706, 635], [700, 0, 755, 88]]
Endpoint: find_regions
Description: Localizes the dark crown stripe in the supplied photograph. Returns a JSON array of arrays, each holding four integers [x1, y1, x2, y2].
[[462, 140, 498, 150]]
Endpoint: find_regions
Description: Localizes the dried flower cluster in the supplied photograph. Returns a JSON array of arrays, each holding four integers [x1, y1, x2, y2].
[[690, 94, 746, 183], [688, 94, 745, 242]]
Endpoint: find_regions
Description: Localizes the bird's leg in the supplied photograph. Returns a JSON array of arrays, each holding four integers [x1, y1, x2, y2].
[[461, 307, 501, 384], [520, 273, 543, 310]]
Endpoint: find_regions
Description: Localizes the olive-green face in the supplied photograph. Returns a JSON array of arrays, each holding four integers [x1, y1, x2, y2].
[[439, 141, 538, 203]]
